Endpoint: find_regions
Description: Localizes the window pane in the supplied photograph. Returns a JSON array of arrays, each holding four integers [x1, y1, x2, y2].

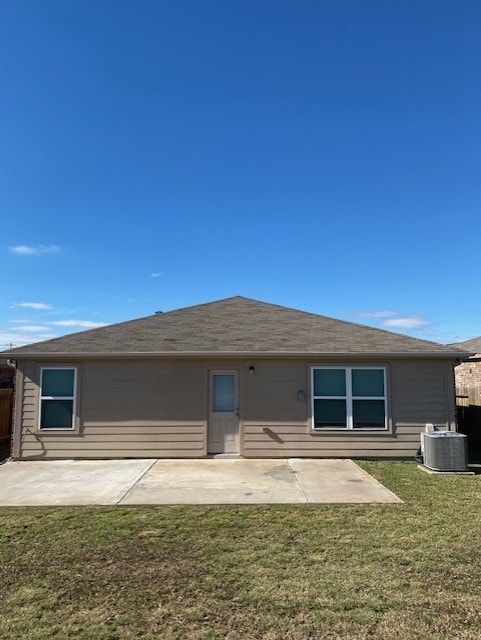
[[42, 369, 75, 397], [213, 375, 235, 412], [313, 369, 346, 396], [352, 369, 384, 397], [353, 400, 385, 429], [41, 400, 74, 429], [314, 399, 347, 428]]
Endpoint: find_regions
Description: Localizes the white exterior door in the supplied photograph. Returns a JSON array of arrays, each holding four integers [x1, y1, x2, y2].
[[208, 371, 239, 454]]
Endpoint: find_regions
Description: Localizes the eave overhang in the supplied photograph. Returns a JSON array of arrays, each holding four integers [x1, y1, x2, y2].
[[3, 350, 472, 360]]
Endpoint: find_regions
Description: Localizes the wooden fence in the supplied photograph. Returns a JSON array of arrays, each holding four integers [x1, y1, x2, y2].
[[456, 385, 481, 447], [0, 388, 13, 440]]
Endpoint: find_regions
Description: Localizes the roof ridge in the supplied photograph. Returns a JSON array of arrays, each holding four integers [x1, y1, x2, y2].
[[210, 297, 457, 350], [2, 297, 248, 353], [450, 336, 481, 351], [161, 296, 248, 315]]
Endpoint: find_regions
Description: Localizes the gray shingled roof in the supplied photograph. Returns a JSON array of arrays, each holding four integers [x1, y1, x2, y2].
[[3, 296, 468, 357], [451, 336, 481, 354]]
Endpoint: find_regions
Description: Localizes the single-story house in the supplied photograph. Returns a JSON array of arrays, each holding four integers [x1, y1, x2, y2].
[[3, 296, 470, 461]]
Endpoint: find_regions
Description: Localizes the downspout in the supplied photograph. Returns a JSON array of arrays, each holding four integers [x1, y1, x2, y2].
[[7, 360, 23, 461], [2, 360, 16, 461]]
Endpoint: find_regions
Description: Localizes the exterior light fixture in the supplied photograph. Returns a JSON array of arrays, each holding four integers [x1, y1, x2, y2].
[[249, 366, 255, 374]]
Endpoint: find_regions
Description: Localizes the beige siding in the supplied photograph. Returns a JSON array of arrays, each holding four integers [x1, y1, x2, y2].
[[16, 357, 456, 460], [242, 361, 307, 423], [18, 359, 207, 459], [242, 359, 455, 458], [21, 361, 38, 432]]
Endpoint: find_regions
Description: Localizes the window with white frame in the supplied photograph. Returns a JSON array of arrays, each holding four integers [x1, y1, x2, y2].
[[312, 367, 387, 430], [39, 367, 77, 430]]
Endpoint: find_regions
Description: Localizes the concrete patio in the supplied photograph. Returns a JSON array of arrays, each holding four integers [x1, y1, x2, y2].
[[0, 458, 402, 506]]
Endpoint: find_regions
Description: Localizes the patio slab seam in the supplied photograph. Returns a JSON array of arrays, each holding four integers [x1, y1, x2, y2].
[[116, 459, 158, 505], [286, 458, 310, 503]]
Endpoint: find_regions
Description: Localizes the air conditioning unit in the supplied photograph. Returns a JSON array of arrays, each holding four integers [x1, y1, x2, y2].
[[421, 431, 468, 472]]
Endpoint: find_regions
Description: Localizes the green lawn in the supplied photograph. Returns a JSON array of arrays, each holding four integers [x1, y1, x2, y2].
[[0, 462, 480, 639]]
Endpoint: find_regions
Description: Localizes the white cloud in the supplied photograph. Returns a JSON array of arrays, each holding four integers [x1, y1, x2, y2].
[[382, 316, 430, 329], [0, 317, 110, 350], [48, 320, 109, 328], [10, 302, 52, 310], [358, 310, 398, 318], [9, 244, 59, 256], [150, 272, 163, 278], [0, 331, 56, 349], [355, 309, 432, 331]]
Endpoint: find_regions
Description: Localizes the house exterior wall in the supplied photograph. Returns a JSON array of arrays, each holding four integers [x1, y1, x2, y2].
[[14, 357, 457, 460], [455, 357, 481, 387]]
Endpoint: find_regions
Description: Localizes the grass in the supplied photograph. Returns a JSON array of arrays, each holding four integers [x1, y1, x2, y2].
[[0, 462, 480, 639]]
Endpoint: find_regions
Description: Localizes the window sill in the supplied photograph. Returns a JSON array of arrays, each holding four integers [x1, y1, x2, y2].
[[37, 428, 79, 435], [309, 428, 390, 434]]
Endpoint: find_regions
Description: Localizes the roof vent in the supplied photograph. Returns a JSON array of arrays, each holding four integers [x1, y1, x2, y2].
[[155, 311, 163, 314]]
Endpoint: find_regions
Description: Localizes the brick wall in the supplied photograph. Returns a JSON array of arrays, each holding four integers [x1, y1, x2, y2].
[[455, 356, 481, 386]]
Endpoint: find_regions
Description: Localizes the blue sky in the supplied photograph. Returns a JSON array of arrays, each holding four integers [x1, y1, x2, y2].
[[1, 0, 480, 349]]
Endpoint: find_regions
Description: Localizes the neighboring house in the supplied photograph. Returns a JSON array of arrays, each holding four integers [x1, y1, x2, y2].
[[451, 337, 481, 387], [451, 337, 481, 447], [3, 296, 469, 461]]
